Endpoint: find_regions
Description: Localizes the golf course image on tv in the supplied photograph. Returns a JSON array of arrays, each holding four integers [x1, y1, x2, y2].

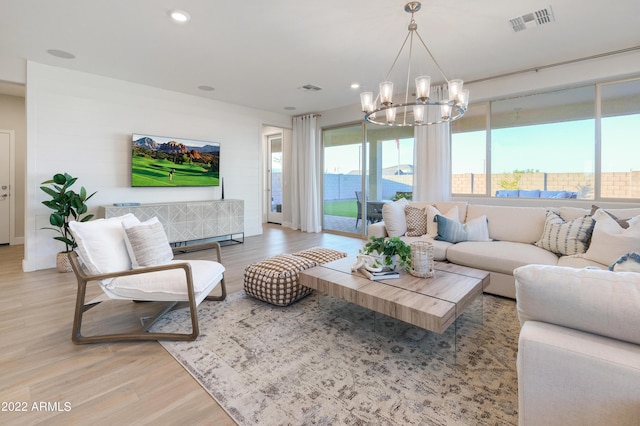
[[131, 134, 220, 187]]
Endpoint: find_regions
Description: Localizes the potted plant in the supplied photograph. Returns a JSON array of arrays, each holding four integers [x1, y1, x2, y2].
[[40, 173, 97, 272], [360, 236, 411, 271]]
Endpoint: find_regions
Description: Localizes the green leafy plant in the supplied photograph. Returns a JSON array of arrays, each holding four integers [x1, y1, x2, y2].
[[40, 173, 97, 253], [391, 192, 413, 201], [360, 236, 411, 271]]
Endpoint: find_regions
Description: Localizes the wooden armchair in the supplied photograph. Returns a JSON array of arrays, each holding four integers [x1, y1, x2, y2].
[[68, 214, 226, 344]]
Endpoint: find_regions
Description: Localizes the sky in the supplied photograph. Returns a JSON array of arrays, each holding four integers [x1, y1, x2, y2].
[[453, 116, 640, 174], [324, 138, 414, 174]]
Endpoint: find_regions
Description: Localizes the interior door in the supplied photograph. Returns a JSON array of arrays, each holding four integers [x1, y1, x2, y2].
[[267, 134, 283, 224], [0, 131, 11, 244]]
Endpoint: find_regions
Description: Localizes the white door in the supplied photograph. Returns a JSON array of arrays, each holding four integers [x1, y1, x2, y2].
[[0, 131, 11, 244], [267, 134, 283, 224]]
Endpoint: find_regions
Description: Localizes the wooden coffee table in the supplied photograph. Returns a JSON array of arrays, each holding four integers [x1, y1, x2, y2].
[[298, 256, 489, 334]]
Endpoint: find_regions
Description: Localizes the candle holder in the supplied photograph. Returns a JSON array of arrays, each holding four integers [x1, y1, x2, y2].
[[409, 241, 434, 278]]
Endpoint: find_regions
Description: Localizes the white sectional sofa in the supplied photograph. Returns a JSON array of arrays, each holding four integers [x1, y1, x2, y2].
[[514, 264, 640, 425], [368, 199, 640, 298]]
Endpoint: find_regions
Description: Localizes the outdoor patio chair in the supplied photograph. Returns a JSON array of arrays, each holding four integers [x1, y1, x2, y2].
[[68, 213, 226, 344]]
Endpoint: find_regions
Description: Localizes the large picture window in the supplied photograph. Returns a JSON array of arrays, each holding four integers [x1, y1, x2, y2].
[[490, 86, 595, 199], [451, 77, 640, 201]]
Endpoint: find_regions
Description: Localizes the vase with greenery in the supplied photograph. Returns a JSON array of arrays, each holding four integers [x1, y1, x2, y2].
[[360, 236, 411, 271], [41, 173, 96, 271]]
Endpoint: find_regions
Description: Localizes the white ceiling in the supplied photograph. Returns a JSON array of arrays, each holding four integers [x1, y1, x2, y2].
[[1, 0, 638, 115]]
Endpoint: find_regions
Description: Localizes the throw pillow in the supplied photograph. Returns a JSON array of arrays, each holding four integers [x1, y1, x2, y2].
[[535, 211, 594, 256], [609, 252, 640, 272], [69, 213, 139, 275], [382, 197, 409, 237], [404, 206, 427, 236], [426, 205, 459, 238], [465, 215, 491, 241], [583, 209, 640, 266], [123, 217, 174, 268], [434, 214, 491, 243], [434, 215, 467, 243], [590, 205, 630, 229]]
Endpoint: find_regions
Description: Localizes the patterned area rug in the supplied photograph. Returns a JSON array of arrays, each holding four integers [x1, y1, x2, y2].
[[153, 291, 520, 425]]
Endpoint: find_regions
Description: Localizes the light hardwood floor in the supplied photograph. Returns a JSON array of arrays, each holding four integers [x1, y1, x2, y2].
[[0, 224, 365, 425]]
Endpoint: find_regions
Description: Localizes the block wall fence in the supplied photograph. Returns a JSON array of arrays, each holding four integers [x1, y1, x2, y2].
[[452, 171, 640, 198]]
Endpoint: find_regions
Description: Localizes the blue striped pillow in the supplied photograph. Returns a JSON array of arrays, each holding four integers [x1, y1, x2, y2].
[[535, 211, 595, 255], [434, 214, 467, 243]]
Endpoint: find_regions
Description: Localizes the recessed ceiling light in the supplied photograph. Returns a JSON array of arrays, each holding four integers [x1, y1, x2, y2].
[[284, 106, 296, 111], [198, 85, 215, 91], [169, 9, 191, 23], [350, 83, 360, 89], [47, 49, 75, 59]]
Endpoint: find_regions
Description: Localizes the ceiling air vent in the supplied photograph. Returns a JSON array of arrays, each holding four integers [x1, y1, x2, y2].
[[300, 84, 322, 92], [509, 6, 555, 32]]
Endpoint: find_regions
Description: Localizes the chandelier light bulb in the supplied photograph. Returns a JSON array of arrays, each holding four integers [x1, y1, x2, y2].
[[459, 90, 470, 109], [386, 107, 397, 125], [441, 104, 452, 120], [379, 81, 394, 106], [448, 79, 464, 103], [413, 105, 425, 124], [415, 76, 431, 102], [360, 92, 374, 113]]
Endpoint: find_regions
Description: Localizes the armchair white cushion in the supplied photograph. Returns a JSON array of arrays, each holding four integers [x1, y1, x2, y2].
[[68, 214, 226, 344], [514, 265, 640, 425]]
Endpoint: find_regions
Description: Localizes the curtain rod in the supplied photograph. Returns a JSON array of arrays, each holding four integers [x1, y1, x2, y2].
[[466, 45, 640, 85]]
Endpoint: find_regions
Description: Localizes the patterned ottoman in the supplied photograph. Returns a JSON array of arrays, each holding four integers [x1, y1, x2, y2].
[[243, 247, 346, 306]]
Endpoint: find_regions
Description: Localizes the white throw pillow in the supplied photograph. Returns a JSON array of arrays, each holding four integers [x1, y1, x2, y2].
[[382, 198, 409, 237], [123, 217, 174, 268], [582, 209, 640, 266], [426, 205, 459, 238], [465, 215, 491, 241], [69, 213, 139, 275]]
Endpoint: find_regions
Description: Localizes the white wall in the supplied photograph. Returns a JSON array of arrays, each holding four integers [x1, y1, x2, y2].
[[24, 62, 291, 271]]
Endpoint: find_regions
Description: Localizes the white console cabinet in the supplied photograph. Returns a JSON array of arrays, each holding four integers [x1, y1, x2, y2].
[[102, 199, 244, 245]]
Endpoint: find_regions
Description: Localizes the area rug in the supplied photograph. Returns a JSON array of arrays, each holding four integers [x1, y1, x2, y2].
[[152, 291, 520, 425]]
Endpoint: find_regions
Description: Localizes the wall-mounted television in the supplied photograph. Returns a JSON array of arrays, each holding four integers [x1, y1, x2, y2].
[[131, 134, 220, 187]]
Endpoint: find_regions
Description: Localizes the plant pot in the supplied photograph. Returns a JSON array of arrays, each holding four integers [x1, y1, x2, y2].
[[56, 252, 73, 273], [373, 254, 398, 270]]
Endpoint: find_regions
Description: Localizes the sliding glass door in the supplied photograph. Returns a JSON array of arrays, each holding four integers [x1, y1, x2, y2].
[[322, 124, 414, 237], [322, 125, 364, 234]]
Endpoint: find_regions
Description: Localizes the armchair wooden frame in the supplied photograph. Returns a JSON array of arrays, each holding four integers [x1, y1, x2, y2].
[[69, 242, 227, 345]]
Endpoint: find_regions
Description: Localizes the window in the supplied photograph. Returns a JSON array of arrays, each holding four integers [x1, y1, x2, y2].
[[452, 78, 640, 201], [600, 79, 640, 199], [452, 104, 487, 194], [491, 86, 595, 199]]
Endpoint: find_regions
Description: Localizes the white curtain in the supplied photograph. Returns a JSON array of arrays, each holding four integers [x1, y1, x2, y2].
[[290, 114, 322, 233], [413, 84, 452, 202]]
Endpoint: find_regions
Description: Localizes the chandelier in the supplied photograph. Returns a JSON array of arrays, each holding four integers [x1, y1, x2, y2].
[[360, 1, 468, 126]]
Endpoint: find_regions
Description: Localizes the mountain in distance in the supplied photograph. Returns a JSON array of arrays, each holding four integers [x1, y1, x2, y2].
[[186, 144, 219, 153], [133, 136, 158, 150], [133, 136, 219, 154]]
